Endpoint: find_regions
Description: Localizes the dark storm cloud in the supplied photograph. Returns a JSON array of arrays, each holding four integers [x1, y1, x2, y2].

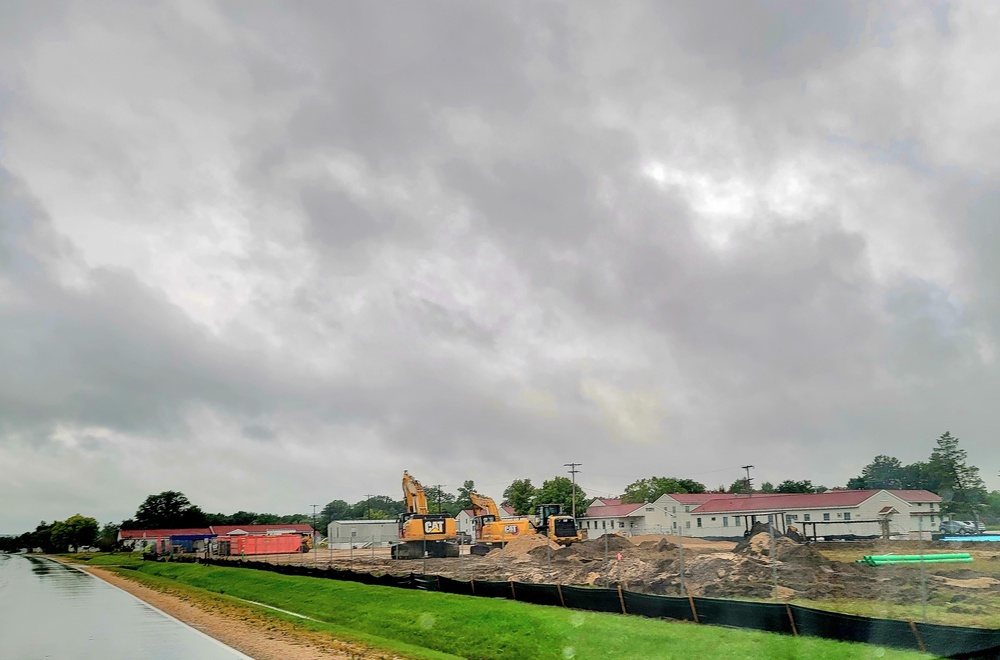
[[1, 0, 999, 532]]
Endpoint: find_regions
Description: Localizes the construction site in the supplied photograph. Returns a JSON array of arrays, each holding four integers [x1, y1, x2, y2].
[[216, 528, 1000, 625]]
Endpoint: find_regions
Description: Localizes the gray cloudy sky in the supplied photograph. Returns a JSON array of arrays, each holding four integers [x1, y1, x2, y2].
[[2, 1, 999, 532]]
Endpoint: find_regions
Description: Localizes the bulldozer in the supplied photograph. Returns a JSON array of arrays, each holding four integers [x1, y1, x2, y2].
[[533, 503, 583, 545], [390, 470, 461, 559]]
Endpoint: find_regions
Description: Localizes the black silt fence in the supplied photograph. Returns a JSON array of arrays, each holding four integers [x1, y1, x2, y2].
[[560, 585, 622, 614], [157, 555, 1000, 658], [511, 582, 563, 608], [693, 597, 793, 635], [622, 591, 694, 622]]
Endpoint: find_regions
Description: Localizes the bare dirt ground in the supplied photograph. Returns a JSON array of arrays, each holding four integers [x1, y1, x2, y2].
[[75, 564, 403, 660], [233, 532, 1000, 616]]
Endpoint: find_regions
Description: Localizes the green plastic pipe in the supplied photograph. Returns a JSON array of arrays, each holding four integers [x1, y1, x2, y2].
[[864, 553, 971, 561]]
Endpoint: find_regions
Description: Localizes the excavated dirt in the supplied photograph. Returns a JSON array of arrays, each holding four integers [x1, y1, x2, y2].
[[218, 532, 1000, 617]]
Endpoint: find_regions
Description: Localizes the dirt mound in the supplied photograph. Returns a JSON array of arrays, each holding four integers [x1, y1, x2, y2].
[[574, 534, 633, 555], [492, 534, 560, 557], [636, 538, 677, 553]]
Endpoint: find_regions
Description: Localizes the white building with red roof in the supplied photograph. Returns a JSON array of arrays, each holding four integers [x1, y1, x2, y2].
[[577, 500, 647, 536], [578, 490, 943, 540]]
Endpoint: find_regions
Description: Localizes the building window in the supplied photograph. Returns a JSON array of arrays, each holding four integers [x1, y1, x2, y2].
[[711, 517, 716, 522], [672, 506, 677, 513], [697, 518, 702, 528], [619, 521, 625, 529], [803, 514, 811, 522], [602, 521, 606, 529], [734, 516, 741, 525], [823, 513, 830, 521], [685, 506, 690, 513], [723, 517, 729, 527], [685, 521, 691, 529], [844, 512, 851, 521], [646, 507, 654, 512], [931, 516, 935, 524]]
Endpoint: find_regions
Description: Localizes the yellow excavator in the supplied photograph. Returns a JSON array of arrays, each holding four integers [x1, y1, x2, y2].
[[391, 470, 460, 559], [469, 491, 537, 556]]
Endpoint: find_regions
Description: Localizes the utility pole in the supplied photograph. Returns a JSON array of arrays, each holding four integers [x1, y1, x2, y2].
[[366, 494, 374, 520], [311, 504, 319, 563], [741, 465, 755, 493], [433, 485, 444, 513], [564, 463, 582, 518]]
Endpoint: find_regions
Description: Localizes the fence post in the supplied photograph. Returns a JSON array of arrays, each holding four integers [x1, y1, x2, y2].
[[687, 591, 699, 623], [509, 578, 516, 600], [557, 582, 566, 608], [470, 578, 476, 596], [617, 584, 627, 614], [785, 604, 798, 636], [604, 533, 609, 587], [908, 620, 927, 653], [918, 516, 928, 622], [770, 515, 778, 600]]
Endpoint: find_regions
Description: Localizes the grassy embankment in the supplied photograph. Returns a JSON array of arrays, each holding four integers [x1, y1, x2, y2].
[[61, 551, 147, 567], [101, 561, 928, 660]]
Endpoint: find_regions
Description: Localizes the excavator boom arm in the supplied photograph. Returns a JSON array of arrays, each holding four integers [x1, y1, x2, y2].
[[469, 491, 500, 518], [401, 470, 430, 514]]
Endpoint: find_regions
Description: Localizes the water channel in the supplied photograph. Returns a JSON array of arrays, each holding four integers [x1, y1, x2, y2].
[[0, 554, 251, 659]]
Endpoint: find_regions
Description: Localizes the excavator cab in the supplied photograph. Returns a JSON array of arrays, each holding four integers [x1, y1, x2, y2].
[[536, 504, 563, 528]]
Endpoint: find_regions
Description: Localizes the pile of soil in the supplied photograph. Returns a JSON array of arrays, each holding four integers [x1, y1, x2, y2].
[[491, 534, 559, 557]]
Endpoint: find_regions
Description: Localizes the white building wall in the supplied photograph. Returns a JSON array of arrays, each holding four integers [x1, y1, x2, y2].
[[327, 520, 398, 548], [454, 511, 475, 537]]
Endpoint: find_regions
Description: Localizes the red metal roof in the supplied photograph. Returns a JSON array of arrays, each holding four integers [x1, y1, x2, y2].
[[691, 490, 894, 514], [886, 490, 941, 503], [581, 502, 645, 518], [659, 493, 749, 505], [211, 524, 314, 535], [119, 528, 211, 539], [591, 498, 622, 506], [501, 506, 518, 515]]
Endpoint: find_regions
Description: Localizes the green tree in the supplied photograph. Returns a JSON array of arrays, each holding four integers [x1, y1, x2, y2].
[[502, 479, 537, 515], [342, 495, 405, 520], [620, 477, 708, 504], [455, 480, 476, 513], [727, 479, 749, 494], [96, 522, 120, 551], [929, 431, 987, 515], [132, 491, 208, 528], [775, 480, 816, 494], [760, 481, 776, 493], [535, 477, 587, 517], [319, 500, 352, 529], [422, 486, 458, 515], [50, 514, 99, 551]]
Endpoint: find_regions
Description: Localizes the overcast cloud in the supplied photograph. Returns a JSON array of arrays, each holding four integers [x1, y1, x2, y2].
[[2, 1, 999, 532]]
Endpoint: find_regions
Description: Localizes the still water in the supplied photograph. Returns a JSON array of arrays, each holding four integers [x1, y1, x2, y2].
[[0, 554, 250, 659]]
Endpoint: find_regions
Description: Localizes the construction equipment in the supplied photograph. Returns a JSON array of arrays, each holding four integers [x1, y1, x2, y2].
[[468, 491, 537, 556], [390, 470, 460, 560], [533, 503, 583, 545]]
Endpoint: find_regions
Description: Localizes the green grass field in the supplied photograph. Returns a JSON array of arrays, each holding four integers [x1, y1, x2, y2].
[[120, 562, 928, 660], [60, 551, 146, 567]]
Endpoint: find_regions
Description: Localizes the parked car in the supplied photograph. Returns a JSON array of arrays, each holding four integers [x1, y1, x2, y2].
[[940, 520, 976, 535], [957, 521, 985, 535]]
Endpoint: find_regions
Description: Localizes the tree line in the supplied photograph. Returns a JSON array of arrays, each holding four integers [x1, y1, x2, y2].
[[3, 431, 996, 552]]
